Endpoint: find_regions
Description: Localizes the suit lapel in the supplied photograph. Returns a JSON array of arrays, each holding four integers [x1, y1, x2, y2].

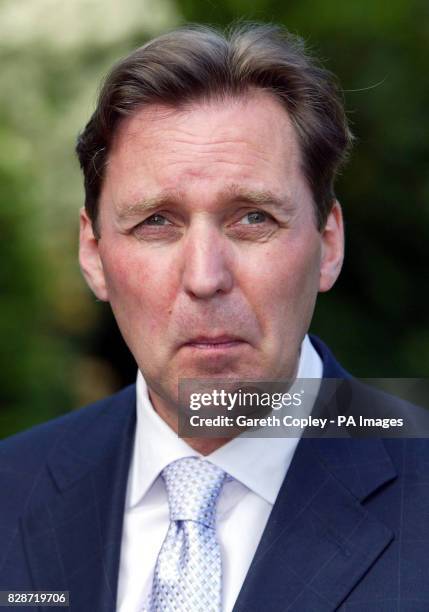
[[233, 436, 396, 611], [21, 387, 136, 611]]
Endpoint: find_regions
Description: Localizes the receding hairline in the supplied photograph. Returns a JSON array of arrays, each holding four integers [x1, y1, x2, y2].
[[105, 87, 297, 162]]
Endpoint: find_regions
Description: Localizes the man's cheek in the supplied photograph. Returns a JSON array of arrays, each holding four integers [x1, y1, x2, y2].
[[103, 258, 146, 301]]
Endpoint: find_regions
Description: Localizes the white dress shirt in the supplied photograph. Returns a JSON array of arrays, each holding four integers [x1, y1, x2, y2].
[[116, 334, 322, 611]]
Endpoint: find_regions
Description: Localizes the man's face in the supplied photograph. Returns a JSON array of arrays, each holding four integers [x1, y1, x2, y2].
[[80, 91, 343, 414]]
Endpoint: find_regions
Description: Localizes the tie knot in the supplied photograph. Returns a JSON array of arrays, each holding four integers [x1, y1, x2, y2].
[[161, 457, 226, 528]]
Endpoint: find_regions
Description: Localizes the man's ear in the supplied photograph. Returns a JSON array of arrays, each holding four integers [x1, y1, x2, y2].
[[79, 208, 109, 301], [319, 200, 344, 293]]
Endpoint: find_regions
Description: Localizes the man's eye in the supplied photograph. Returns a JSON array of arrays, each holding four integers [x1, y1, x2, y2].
[[240, 211, 270, 224], [142, 214, 171, 226]]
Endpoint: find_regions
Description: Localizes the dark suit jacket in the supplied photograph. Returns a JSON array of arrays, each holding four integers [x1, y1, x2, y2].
[[1, 337, 429, 611]]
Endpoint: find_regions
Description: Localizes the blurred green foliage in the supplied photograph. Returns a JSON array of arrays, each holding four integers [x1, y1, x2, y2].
[[1, 0, 428, 438]]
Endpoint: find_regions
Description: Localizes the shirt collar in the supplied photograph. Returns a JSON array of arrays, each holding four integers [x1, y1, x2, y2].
[[127, 334, 322, 508]]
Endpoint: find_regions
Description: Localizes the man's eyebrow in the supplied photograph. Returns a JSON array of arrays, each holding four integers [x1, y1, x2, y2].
[[220, 186, 293, 210], [115, 186, 293, 220], [116, 191, 183, 220]]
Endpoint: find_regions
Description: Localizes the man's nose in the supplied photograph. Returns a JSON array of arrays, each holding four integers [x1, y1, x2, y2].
[[181, 223, 233, 299]]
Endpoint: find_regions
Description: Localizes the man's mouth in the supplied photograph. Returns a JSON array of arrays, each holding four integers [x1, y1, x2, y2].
[[183, 335, 245, 349]]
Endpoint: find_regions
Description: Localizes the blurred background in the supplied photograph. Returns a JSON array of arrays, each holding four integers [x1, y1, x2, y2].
[[1, 0, 428, 438]]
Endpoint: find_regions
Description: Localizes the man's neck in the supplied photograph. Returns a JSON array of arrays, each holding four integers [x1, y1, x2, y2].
[[148, 387, 232, 455]]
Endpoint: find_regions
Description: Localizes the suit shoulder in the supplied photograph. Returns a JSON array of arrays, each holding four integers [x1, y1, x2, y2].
[[0, 384, 136, 472], [345, 377, 429, 435], [348, 380, 429, 468]]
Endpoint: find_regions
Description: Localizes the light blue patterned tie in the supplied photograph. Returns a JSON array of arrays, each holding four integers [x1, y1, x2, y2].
[[148, 457, 227, 612]]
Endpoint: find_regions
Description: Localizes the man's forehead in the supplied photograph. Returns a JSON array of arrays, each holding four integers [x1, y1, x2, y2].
[[99, 90, 310, 221], [109, 89, 298, 153], [111, 103, 183, 147]]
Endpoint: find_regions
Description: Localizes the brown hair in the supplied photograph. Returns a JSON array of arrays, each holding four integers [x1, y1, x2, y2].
[[76, 23, 352, 236]]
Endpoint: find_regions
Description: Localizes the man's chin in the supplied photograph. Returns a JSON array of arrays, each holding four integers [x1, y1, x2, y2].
[[175, 359, 249, 380]]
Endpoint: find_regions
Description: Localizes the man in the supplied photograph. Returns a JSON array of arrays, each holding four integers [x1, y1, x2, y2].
[[1, 23, 428, 611]]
